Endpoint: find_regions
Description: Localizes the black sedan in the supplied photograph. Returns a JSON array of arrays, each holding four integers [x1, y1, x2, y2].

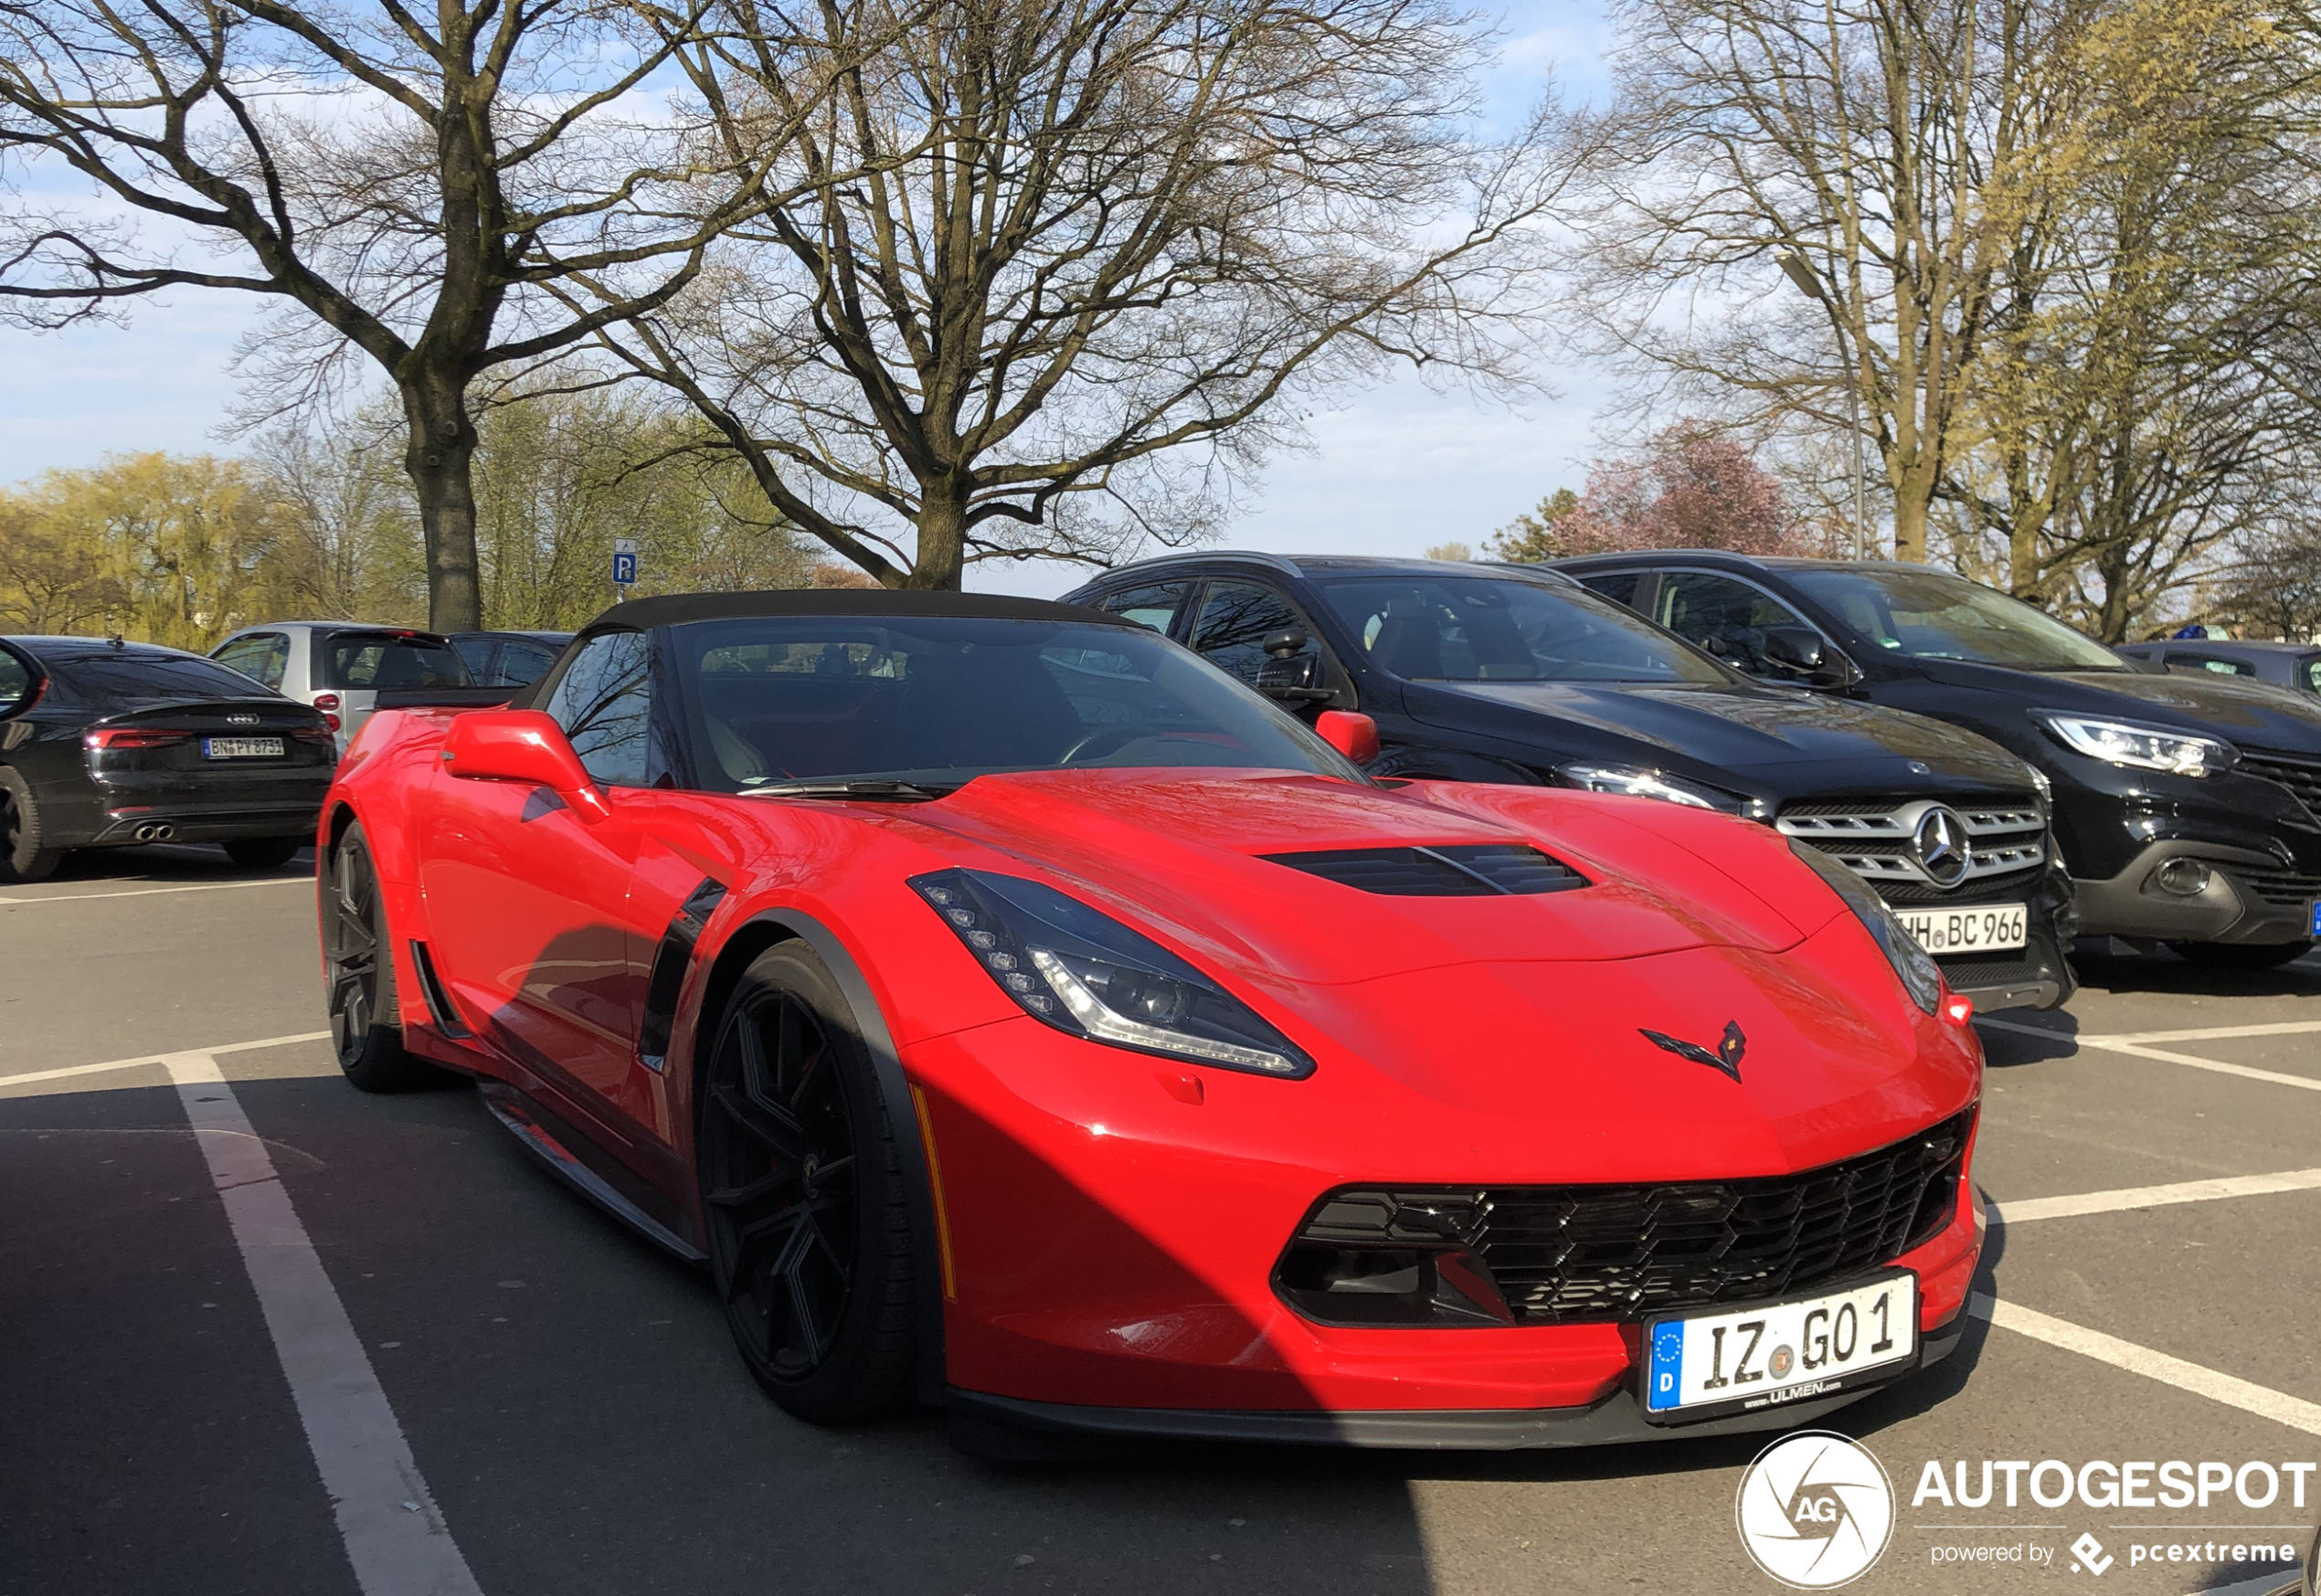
[[0, 636, 335, 883], [2115, 638, 2321, 701]]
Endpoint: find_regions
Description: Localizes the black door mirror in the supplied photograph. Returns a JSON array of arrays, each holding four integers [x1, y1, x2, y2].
[[1262, 627, 1309, 659], [1256, 653, 1332, 702], [1763, 627, 1856, 686]]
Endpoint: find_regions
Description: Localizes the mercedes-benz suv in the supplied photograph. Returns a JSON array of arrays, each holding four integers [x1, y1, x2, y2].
[[1065, 553, 2075, 1009]]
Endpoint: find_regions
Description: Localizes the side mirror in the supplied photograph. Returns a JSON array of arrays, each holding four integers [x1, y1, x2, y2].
[[1262, 627, 1309, 659], [1315, 709, 1381, 765], [1256, 652, 1331, 701], [440, 710, 611, 824], [1763, 627, 1857, 686]]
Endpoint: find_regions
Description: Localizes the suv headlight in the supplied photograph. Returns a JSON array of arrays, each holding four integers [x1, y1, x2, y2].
[[1790, 840, 1942, 1014], [2033, 713, 2235, 777], [910, 869, 1314, 1078], [1557, 762, 1744, 812]]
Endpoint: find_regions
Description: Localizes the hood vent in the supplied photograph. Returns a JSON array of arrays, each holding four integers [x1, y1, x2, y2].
[[1260, 843, 1586, 896]]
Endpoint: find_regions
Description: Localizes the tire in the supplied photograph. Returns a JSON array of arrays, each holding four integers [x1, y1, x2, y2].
[[0, 768, 64, 884], [698, 944, 917, 1423], [323, 825, 430, 1091], [2169, 938, 2316, 971], [225, 836, 305, 869]]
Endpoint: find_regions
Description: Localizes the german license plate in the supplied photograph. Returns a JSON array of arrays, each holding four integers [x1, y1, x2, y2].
[[201, 736, 284, 759], [1642, 1273, 1917, 1421], [1898, 902, 2026, 953]]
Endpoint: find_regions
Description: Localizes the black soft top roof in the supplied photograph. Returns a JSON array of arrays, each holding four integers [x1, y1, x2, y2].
[[583, 587, 1129, 633]]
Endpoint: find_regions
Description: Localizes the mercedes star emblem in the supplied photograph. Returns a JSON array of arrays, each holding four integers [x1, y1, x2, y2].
[[1912, 805, 1972, 887]]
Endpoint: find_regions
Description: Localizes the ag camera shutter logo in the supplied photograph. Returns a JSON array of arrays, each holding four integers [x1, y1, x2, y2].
[[1735, 1431, 1896, 1588]]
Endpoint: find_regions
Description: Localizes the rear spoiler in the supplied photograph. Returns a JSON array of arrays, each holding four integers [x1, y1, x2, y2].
[[374, 688, 517, 711]]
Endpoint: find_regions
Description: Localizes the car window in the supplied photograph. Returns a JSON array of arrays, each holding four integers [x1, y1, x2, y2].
[[1577, 571, 1646, 609], [492, 640, 561, 688], [213, 632, 290, 689], [1090, 581, 1192, 635], [323, 632, 472, 691], [451, 636, 497, 678], [1315, 574, 1733, 683], [2305, 658, 2321, 696], [674, 615, 1360, 791], [44, 649, 275, 703], [0, 646, 32, 713], [546, 630, 655, 787], [1657, 572, 1816, 677], [2165, 651, 2254, 677], [1788, 567, 2126, 670], [1188, 581, 1323, 688]]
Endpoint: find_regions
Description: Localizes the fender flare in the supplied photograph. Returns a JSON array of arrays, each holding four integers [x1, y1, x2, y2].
[[698, 908, 949, 1405]]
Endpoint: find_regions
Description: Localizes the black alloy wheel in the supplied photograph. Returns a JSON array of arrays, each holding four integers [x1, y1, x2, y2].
[[2170, 938, 2316, 971], [323, 825, 429, 1091], [699, 945, 917, 1422], [0, 770, 62, 883]]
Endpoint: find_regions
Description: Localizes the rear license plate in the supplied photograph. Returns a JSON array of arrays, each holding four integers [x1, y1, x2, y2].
[[201, 736, 284, 759], [1642, 1272, 1918, 1422], [2310, 902, 2320, 937], [1898, 902, 2026, 953]]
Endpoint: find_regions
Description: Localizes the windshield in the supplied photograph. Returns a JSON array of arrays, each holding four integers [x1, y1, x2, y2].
[[1790, 568, 2125, 670], [1314, 575, 1733, 684], [322, 632, 472, 690], [673, 616, 1362, 791]]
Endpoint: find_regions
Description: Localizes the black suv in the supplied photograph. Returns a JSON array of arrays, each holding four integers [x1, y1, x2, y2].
[[1065, 553, 2076, 1009], [1553, 551, 2321, 968]]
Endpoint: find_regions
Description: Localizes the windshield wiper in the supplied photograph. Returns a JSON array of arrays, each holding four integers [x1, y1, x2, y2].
[[739, 779, 955, 802]]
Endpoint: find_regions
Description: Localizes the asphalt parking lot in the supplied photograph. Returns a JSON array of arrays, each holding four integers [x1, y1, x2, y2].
[[5, 847, 2319, 1596]]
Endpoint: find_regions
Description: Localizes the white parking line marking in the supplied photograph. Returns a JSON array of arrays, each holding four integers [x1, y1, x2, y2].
[[1974, 1293, 2321, 1436], [1993, 1168, 2321, 1224], [2095, 1020, 2321, 1045], [0, 876, 312, 905], [164, 1051, 482, 1596], [0, 1031, 331, 1089], [1979, 1017, 2321, 1093], [2183, 1575, 2305, 1596]]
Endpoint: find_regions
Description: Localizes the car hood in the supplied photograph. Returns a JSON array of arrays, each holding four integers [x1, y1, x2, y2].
[[893, 768, 1841, 988], [1409, 679, 2031, 787], [874, 771, 1961, 1162], [1913, 660, 2321, 755]]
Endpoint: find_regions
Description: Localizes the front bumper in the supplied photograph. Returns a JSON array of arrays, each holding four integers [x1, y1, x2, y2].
[[951, 1316, 1966, 1449], [906, 997, 1986, 1429], [2072, 840, 2320, 946]]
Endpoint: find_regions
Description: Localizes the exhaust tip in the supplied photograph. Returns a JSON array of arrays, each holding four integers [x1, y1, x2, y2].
[[132, 822, 177, 842]]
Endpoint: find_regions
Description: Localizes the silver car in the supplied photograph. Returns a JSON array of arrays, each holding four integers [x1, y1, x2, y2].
[[208, 622, 508, 751]]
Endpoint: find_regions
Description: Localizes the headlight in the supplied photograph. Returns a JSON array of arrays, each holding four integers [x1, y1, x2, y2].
[[1557, 762, 1743, 812], [2033, 713, 2235, 777], [910, 869, 1314, 1079], [1789, 840, 1942, 1014]]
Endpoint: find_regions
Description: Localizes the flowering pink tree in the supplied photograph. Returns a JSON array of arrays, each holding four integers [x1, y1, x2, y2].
[[1489, 423, 1804, 560]]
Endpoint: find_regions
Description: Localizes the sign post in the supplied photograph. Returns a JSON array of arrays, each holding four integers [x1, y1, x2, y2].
[[611, 537, 638, 592]]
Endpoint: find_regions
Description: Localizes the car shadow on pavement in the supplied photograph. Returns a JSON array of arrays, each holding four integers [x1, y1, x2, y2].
[[2071, 946, 2321, 1000], [32, 840, 315, 884]]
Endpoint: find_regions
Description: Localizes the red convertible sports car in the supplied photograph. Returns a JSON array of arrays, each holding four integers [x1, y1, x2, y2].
[[318, 589, 1985, 1449]]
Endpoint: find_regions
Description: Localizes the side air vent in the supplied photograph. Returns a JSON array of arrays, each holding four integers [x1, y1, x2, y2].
[[408, 940, 472, 1038], [1260, 844, 1586, 897], [638, 878, 729, 1072]]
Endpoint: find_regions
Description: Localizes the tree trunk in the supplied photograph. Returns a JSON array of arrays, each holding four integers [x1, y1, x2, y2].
[[401, 377, 484, 630], [906, 491, 970, 590]]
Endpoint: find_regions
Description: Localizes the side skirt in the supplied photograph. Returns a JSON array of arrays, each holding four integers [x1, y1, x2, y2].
[[479, 1081, 706, 1264]]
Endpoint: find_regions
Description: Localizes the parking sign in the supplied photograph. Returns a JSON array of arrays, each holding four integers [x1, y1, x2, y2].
[[612, 538, 638, 587]]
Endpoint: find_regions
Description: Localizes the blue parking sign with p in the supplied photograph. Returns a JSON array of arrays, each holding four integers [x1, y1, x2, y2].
[[612, 551, 638, 586]]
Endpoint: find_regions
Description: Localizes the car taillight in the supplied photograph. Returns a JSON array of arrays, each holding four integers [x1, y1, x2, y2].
[[84, 727, 189, 750], [322, 713, 342, 732], [1940, 990, 1975, 1027], [313, 693, 340, 711], [292, 726, 335, 745]]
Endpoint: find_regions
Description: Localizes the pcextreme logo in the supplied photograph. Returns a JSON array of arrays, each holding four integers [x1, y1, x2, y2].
[[1736, 1431, 1896, 1589]]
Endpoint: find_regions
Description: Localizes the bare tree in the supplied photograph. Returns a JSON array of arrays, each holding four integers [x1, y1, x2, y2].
[[0, 0, 826, 628], [586, 0, 1584, 588], [1571, 0, 2083, 563]]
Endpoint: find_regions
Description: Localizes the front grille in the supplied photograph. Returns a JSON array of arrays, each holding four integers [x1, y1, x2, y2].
[[1779, 796, 2045, 894], [2234, 866, 2321, 910], [1261, 844, 1585, 896], [2239, 752, 2321, 822], [1290, 1111, 1974, 1326]]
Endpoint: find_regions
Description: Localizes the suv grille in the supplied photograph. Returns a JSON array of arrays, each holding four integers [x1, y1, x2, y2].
[[2238, 752, 2321, 822], [1778, 797, 2045, 897], [1261, 844, 1586, 896], [1287, 1111, 1973, 1326], [2234, 865, 2321, 910]]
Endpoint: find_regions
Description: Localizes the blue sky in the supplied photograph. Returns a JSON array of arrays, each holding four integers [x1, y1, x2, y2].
[[0, 3, 1616, 601]]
